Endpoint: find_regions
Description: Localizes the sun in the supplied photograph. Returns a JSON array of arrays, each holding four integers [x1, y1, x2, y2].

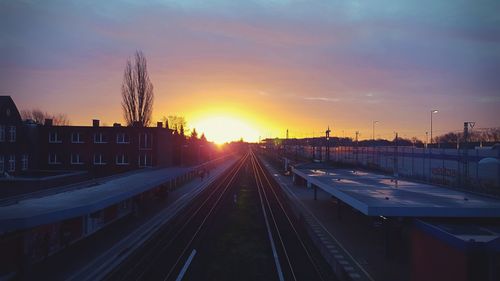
[[191, 116, 260, 144]]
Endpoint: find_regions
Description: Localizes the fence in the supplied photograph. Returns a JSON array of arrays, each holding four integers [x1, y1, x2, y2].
[[285, 145, 500, 194]]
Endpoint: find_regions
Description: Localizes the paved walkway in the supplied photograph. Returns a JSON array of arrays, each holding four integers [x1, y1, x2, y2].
[[24, 157, 236, 281], [261, 158, 408, 281]]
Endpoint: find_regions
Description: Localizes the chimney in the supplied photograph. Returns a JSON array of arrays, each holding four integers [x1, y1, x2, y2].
[[113, 123, 121, 127], [157, 122, 163, 128], [44, 119, 53, 126], [93, 119, 100, 127]]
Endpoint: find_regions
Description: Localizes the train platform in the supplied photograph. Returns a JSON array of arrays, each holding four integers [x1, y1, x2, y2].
[[292, 164, 500, 217], [19, 157, 237, 280], [261, 159, 406, 281], [261, 158, 500, 281], [0, 157, 230, 233]]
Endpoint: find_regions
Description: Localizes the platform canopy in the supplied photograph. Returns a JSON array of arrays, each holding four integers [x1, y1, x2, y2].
[[293, 166, 500, 218], [0, 166, 190, 232]]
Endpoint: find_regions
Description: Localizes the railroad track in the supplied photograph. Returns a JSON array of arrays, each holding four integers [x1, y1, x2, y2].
[[104, 150, 333, 281], [105, 152, 249, 281], [249, 150, 332, 281]]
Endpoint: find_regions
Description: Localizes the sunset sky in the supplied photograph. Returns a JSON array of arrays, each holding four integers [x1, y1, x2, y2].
[[1, 1, 499, 143]]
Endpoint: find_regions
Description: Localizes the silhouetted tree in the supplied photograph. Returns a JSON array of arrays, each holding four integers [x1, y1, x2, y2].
[[21, 109, 70, 125], [434, 128, 500, 144], [200, 133, 207, 142], [121, 50, 154, 127], [190, 128, 198, 140], [435, 132, 461, 144], [179, 124, 185, 139], [162, 115, 186, 132], [472, 128, 500, 142], [164, 118, 169, 130]]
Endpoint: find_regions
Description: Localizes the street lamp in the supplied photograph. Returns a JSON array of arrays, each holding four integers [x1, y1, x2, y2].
[[430, 110, 438, 144], [425, 131, 428, 148], [372, 121, 378, 141]]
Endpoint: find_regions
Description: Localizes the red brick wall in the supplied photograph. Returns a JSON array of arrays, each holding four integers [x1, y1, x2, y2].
[[411, 227, 467, 281]]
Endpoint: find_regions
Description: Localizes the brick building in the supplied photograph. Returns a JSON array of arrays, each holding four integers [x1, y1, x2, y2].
[[0, 96, 34, 175], [0, 96, 173, 177]]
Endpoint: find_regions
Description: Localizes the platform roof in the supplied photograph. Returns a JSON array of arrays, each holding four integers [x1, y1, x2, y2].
[[0, 166, 196, 232], [293, 166, 500, 218], [415, 219, 500, 252]]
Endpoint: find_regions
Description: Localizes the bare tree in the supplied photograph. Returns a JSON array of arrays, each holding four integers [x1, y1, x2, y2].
[[21, 109, 70, 125], [434, 128, 500, 144], [162, 115, 187, 132], [121, 50, 154, 127], [179, 124, 185, 138]]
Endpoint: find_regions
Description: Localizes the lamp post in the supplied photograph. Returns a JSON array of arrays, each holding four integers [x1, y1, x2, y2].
[[425, 131, 428, 148], [430, 110, 438, 144], [372, 121, 378, 141]]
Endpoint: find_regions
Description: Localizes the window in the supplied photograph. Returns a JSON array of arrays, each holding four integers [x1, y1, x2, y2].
[[71, 132, 84, 143], [21, 154, 28, 171], [0, 156, 4, 173], [94, 133, 106, 143], [93, 154, 106, 165], [8, 155, 15, 172], [116, 133, 129, 144], [9, 126, 16, 142], [116, 154, 129, 165], [139, 133, 152, 149], [138, 153, 152, 167], [48, 153, 60, 164], [0, 125, 5, 142], [49, 131, 62, 143], [71, 154, 84, 164]]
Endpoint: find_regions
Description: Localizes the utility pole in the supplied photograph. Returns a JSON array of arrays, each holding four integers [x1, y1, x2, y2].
[[285, 129, 289, 159], [394, 132, 399, 187], [355, 131, 359, 165], [372, 121, 378, 166], [462, 121, 475, 187], [325, 126, 331, 162]]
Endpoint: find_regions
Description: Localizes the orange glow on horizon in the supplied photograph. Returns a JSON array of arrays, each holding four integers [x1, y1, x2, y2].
[[190, 115, 260, 144]]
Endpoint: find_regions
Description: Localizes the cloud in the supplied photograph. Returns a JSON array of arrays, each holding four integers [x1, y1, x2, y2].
[[0, 0, 499, 130], [303, 97, 340, 102], [478, 96, 500, 103]]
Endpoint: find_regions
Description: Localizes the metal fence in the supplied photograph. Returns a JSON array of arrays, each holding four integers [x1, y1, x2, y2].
[[285, 145, 500, 194]]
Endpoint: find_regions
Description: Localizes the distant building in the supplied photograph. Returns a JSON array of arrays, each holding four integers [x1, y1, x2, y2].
[[0, 96, 173, 177], [0, 96, 31, 175]]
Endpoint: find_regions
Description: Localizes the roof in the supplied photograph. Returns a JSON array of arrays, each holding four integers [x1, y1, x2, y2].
[[292, 166, 500, 218], [0, 166, 191, 232], [415, 219, 500, 252], [0, 95, 22, 124]]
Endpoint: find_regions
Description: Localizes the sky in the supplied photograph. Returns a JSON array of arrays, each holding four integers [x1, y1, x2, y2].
[[1, 0, 499, 143]]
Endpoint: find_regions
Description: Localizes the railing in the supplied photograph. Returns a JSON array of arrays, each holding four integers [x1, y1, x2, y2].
[[281, 145, 500, 196]]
